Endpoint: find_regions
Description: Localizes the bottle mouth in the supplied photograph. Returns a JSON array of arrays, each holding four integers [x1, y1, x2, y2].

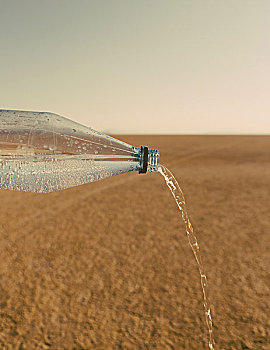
[[139, 146, 159, 173]]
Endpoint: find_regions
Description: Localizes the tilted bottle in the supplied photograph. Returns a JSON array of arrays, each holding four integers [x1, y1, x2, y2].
[[0, 110, 159, 193]]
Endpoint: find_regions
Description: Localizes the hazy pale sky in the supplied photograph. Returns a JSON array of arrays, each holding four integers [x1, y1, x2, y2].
[[0, 0, 269, 134]]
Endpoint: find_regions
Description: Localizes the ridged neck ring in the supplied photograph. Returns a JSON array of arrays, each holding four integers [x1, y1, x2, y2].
[[138, 146, 159, 173]]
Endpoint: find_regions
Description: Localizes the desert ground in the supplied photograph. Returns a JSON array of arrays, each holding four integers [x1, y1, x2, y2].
[[0, 135, 269, 349]]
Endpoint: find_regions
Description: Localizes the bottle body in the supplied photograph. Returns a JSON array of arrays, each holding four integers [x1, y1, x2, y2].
[[0, 110, 159, 192]]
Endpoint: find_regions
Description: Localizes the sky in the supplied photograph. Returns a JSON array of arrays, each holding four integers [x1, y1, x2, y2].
[[0, 0, 269, 134]]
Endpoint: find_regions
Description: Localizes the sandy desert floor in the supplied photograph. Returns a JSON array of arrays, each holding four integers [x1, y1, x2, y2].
[[0, 135, 269, 349]]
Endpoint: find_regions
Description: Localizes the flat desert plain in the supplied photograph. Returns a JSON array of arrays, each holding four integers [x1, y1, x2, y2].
[[0, 135, 269, 349]]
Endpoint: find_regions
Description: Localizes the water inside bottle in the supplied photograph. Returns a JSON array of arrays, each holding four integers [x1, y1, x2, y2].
[[0, 155, 138, 192], [159, 165, 215, 350]]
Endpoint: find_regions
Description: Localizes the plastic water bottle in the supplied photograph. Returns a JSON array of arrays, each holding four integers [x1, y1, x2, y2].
[[0, 110, 159, 193]]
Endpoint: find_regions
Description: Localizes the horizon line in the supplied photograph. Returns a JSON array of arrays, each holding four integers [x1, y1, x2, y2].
[[108, 133, 270, 136]]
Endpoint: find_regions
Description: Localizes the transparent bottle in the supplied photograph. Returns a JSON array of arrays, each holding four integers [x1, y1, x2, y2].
[[0, 110, 159, 193]]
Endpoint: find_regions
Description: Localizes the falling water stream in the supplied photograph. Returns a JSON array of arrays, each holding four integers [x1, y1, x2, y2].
[[158, 165, 215, 350]]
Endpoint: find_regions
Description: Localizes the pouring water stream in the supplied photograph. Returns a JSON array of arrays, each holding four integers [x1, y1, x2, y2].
[[158, 165, 215, 350]]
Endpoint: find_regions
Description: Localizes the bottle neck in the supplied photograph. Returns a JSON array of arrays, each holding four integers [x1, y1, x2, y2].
[[137, 146, 159, 173], [147, 148, 159, 172]]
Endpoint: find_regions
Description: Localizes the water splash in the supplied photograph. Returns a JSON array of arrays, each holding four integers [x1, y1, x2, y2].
[[158, 165, 215, 350]]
